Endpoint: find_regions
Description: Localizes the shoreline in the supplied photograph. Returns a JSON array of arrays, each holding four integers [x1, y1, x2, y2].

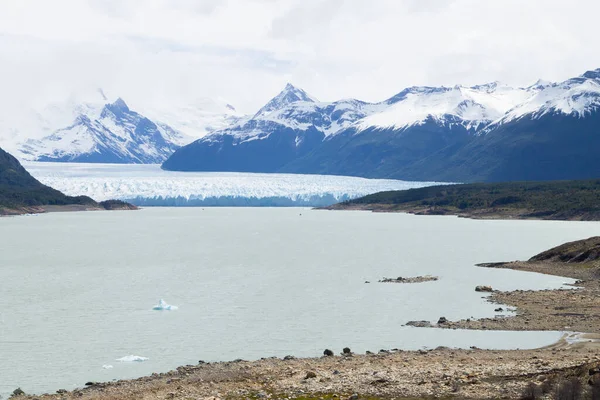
[[1, 202, 138, 217], [18, 260, 600, 399], [18, 335, 600, 400], [321, 203, 600, 221]]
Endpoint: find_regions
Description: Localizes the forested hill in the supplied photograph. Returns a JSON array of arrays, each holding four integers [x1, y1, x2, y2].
[[0, 147, 134, 215], [326, 180, 600, 221]]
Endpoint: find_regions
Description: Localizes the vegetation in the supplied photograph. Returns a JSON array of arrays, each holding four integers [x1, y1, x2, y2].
[[332, 179, 600, 220], [0, 147, 135, 214]]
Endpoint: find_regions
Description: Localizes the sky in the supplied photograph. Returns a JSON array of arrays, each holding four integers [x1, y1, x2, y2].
[[1, 0, 600, 114]]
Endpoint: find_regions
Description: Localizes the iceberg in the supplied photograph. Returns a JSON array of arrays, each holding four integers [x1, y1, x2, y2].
[[116, 355, 149, 362], [152, 299, 178, 311], [24, 162, 445, 207]]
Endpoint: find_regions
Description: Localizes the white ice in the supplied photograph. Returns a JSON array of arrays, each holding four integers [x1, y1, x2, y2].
[[116, 355, 149, 362], [152, 299, 178, 311], [24, 162, 446, 207]]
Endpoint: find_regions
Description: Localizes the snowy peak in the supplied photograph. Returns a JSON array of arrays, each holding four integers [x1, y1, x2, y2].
[[497, 67, 600, 125], [359, 83, 534, 132], [20, 97, 186, 163], [102, 98, 131, 119], [254, 83, 318, 118]]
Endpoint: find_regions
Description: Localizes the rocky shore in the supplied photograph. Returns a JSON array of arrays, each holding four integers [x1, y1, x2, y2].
[[2, 200, 138, 216], [15, 340, 600, 400], [15, 237, 600, 400]]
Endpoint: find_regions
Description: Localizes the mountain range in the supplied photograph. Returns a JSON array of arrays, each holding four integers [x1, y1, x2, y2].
[[163, 68, 600, 182], [2, 68, 600, 183]]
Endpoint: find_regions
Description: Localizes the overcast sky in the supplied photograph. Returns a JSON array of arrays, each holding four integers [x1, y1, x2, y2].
[[1, 0, 600, 113]]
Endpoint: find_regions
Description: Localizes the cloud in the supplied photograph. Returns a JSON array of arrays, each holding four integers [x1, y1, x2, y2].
[[0, 0, 599, 117]]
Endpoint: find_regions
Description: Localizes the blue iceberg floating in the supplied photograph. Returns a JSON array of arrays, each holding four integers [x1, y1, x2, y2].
[[152, 299, 178, 311]]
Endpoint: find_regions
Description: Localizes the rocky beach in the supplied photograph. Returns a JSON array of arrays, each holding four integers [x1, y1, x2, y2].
[[13, 237, 600, 400]]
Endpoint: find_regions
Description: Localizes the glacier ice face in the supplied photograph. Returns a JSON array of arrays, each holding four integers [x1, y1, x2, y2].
[[153, 299, 178, 311], [24, 162, 445, 207], [116, 355, 149, 362]]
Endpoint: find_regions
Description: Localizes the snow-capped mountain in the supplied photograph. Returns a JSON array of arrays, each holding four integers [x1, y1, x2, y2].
[[163, 80, 540, 174], [164, 68, 600, 183], [357, 83, 535, 132], [488, 68, 600, 126], [162, 84, 374, 171], [254, 83, 319, 118], [0, 89, 243, 164], [20, 98, 187, 163]]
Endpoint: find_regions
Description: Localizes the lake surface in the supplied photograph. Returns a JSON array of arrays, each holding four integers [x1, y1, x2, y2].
[[1, 208, 599, 396]]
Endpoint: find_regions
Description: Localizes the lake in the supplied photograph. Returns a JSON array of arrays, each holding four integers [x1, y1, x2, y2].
[[1, 207, 598, 396]]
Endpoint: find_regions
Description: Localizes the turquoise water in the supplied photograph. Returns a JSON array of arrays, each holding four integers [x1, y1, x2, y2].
[[0, 208, 598, 396]]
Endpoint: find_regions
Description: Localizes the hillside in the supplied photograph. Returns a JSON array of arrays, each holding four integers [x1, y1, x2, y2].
[[0, 147, 135, 215], [326, 179, 600, 220]]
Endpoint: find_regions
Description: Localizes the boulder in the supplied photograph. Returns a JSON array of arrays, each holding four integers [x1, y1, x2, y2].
[[305, 371, 317, 379]]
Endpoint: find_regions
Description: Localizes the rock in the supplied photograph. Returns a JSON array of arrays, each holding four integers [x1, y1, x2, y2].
[[379, 275, 439, 284], [406, 320, 433, 328], [475, 285, 493, 292], [342, 347, 352, 355], [12, 388, 25, 396], [437, 317, 448, 324], [305, 371, 317, 379], [323, 349, 334, 356]]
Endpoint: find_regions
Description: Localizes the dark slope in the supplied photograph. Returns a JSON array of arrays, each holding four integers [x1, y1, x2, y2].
[[395, 112, 600, 182], [279, 118, 472, 178], [0, 147, 135, 214], [161, 126, 324, 172]]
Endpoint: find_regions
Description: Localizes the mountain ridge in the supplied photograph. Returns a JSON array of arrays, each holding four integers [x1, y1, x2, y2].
[[163, 67, 600, 183]]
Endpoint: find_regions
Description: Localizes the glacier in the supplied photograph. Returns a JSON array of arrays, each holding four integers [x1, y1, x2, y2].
[[24, 162, 444, 207]]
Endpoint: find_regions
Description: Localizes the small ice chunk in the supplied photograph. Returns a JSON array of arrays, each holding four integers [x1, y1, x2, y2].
[[116, 355, 149, 362], [152, 299, 178, 311], [102, 364, 114, 369]]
